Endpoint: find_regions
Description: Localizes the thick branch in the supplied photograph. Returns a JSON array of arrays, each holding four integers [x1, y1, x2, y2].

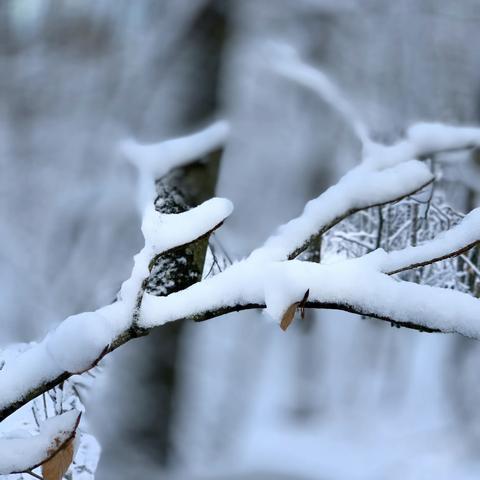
[[0, 201, 228, 423], [183, 301, 441, 334]]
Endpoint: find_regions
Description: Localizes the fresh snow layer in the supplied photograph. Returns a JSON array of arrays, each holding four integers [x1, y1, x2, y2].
[[118, 197, 233, 312], [274, 48, 480, 170], [141, 197, 233, 254], [120, 120, 229, 209], [407, 122, 480, 156], [140, 256, 480, 339], [272, 46, 480, 160], [361, 123, 480, 169], [0, 410, 80, 474], [0, 342, 63, 412], [0, 196, 233, 413], [120, 120, 230, 180], [272, 48, 369, 145], [250, 160, 433, 261], [45, 311, 114, 373], [379, 207, 480, 274]]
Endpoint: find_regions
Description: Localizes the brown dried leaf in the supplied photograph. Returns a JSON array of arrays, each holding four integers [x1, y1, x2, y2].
[[42, 438, 74, 480], [280, 290, 310, 331], [280, 303, 298, 331]]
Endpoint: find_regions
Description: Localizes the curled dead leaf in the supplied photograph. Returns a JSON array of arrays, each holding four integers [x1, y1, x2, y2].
[[280, 303, 298, 331], [42, 438, 74, 480], [280, 289, 310, 331]]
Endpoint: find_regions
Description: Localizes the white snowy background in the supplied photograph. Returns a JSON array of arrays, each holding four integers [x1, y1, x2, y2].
[[2, 1, 480, 479]]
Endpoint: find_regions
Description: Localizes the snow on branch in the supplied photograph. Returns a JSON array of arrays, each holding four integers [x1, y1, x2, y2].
[[120, 120, 230, 209], [0, 409, 80, 475], [270, 43, 369, 145], [377, 207, 480, 274], [140, 247, 480, 339], [0, 197, 233, 422], [272, 47, 480, 165], [251, 50, 480, 263], [120, 120, 230, 179], [250, 160, 433, 262], [3, 57, 480, 460], [407, 123, 480, 157]]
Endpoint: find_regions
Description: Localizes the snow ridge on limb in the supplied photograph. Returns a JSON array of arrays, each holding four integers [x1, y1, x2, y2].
[[0, 121, 233, 426], [0, 410, 80, 475], [373, 207, 480, 275], [4, 61, 480, 453], [141, 250, 480, 339], [272, 47, 480, 165], [120, 120, 230, 209], [120, 120, 230, 179], [117, 197, 234, 320], [250, 160, 433, 262], [407, 122, 480, 157], [269, 42, 369, 145], [0, 197, 233, 421]]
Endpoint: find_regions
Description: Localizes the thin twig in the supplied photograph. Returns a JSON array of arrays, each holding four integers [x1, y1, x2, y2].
[[25, 470, 43, 480]]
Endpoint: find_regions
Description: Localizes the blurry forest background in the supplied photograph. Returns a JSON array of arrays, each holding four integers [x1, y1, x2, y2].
[[2, 0, 480, 479]]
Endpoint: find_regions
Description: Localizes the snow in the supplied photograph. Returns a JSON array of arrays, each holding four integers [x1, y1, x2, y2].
[[120, 120, 230, 209], [407, 122, 480, 156], [378, 207, 480, 274], [0, 194, 232, 416], [118, 197, 233, 314], [45, 311, 114, 373], [136, 123, 480, 335], [120, 120, 229, 179], [141, 253, 480, 338], [250, 160, 433, 261], [270, 44, 369, 145], [0, 409, 80, 474], [273, 47, 480, 173], [0, 342, 63, 413], [141, 197, 233, 254], [362, 123, 480, 170], [5, 65, 480, 477]]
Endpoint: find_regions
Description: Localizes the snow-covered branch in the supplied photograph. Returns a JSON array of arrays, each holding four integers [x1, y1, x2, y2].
[[0, 197, 232, 423], [0, 121, 232, 425], [140, 240, 480, 338], [250, 160, 433, 261], [379, 208, 480, 274], [3, 81, 480, 477]]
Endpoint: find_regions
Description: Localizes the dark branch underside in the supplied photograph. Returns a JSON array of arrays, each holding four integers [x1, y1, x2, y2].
[[0, 294, 443, 422]]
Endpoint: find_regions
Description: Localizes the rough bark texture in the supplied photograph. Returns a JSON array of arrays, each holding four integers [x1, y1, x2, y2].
[[130, 150, 222, 466]]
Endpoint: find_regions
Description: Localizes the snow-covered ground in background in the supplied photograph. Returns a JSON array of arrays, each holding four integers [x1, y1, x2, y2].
[[172, 310, 480, 480]]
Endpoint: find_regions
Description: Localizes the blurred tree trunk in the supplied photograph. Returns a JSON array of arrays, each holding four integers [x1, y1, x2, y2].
[[102, 1, 228, 474]]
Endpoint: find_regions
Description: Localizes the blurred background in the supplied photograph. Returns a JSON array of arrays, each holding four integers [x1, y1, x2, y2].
[[2, 0, 480, 479]]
